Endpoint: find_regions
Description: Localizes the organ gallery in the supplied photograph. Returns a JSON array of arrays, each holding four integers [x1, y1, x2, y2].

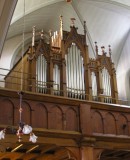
[[0, 16, 130, 160], [5, 16, 118, 104]]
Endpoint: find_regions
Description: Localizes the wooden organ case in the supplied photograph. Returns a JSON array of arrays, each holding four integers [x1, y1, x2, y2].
[[5, 17, 118, 104]]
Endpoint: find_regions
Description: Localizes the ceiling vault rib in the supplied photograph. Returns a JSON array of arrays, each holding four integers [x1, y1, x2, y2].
[[11, 0, 64, 25], [116, 29, 130, 69], [71, 0, 96, 58]]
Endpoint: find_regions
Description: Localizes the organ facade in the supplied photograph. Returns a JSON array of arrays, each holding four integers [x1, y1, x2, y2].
[[5, 17, 118, 104]]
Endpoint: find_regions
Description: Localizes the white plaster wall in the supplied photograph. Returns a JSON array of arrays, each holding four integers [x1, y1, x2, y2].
[[117, 31, 130, 101]]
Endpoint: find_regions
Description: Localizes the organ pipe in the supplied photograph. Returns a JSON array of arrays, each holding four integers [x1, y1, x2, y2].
[[101, 67, 111, 102], [65, 43, 85, 99], [53, 64, 60, 95], [91, 72, 97, 100], [36, 55, 47, 93]]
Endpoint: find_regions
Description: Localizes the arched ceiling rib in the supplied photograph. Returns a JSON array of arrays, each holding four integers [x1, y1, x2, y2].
[[87, 0, 130, 9], [2, 0, 130, 69], [11, 0, 64, 24]]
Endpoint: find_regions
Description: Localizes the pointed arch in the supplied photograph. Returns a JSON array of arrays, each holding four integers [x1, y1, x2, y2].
[[32, 103, 48, 128], [92, 111, 103, 134], [66, 107, 78, 131], [104, 112, 116, 134], [49, 105, 63, 130], [117, 114, 128, 136], [0, 98, 14, 125], [15, 100, 31, 125]]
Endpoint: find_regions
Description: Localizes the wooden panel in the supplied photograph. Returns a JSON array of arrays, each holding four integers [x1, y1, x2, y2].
[[32, 103, 48, 128], [81, 147, 94, 160], [49, 105, 63, 130], [80, 104, 92, 135], [5, 54, 30, 91], [22, 101, 31, 125], [0, 98, 14, 125], [92, 111, 103, 134], [1, 89, 130, 137], [104, 113, 116, 134], [66, 108, 78, 131], [117, 114, 128, 136]]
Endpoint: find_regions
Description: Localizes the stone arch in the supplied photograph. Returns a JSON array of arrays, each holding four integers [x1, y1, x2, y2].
[[49, 105, 63, 130], [92, 111, 103, 134], [0, 98, 14, 125], [104, 112, 116, 134], [32, 103, 48, 128], [66, 107, 78, 131], [117, 114, 128, 135]]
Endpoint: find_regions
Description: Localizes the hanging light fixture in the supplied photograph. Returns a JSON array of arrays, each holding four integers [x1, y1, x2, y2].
[[0, 0, 38, 143], [16, 92, 38, 143]]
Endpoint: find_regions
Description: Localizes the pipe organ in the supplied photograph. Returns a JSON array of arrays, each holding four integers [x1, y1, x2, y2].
[[5, 17, 118, 104]]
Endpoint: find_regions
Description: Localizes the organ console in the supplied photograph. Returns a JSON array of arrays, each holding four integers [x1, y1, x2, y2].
[[5, 16, 118, 104]]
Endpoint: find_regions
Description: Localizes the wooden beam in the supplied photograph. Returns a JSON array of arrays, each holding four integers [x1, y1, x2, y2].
[[30, 144, 57, 159], [16, 153, 38, 160], [0, 152, 23, 159], [26, 145, 39, 153], [11, 144, 23, 152]]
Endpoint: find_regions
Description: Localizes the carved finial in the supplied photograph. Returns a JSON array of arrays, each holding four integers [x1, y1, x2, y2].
[[83, 21, 87, 44], [101, 46, 105, 55], [60, 15, 63, 27], [49, 29, 52, 37], [95, 42, 98, 57], [108, 45, 112, 58], [70, 18, 76, 26], [32, 26, 36, 47], [39, 29, 44, 39], [60, 15, 63, 40], [84, 21, 86, 35]]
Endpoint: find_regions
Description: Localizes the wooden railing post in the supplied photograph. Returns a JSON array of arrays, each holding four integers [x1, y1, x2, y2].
[[60, 40, 67, 97]]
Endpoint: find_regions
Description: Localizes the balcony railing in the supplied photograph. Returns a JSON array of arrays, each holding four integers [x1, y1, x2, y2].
[[0, 67, 129, 106]]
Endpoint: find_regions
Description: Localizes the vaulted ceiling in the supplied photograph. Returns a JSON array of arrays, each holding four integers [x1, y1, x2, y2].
[[1, 0, 130, 69]]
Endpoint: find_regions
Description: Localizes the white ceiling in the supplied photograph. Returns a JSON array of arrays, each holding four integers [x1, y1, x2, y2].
[[3, 0, 130, 69]]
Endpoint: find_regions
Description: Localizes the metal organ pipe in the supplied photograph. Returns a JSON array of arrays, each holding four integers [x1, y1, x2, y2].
[[71, 45, 74, 97], [91, 72, 97, 100], [53, 64, 60, 95], [77, 48, 80, 98], [101, 67, 111, 103], [66, 43, 85, 99], [36, 54, 47, 94], [81, 57, 85, 99]]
